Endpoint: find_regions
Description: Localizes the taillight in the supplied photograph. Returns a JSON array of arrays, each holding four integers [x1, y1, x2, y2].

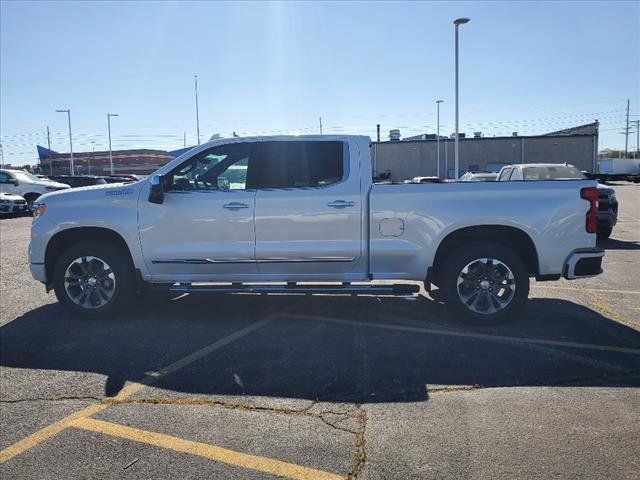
[[580, 187, 598, 233]]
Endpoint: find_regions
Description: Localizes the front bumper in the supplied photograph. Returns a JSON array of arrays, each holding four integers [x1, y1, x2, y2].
[[563, 248, 604, 280], [29, 262, 47, 283]]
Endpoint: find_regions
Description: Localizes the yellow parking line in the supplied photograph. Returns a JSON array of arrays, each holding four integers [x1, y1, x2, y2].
[[284, 313, 640, 356], [533, 285, 640, 295], [72, 417, 344, 480], [0, 304, 298, 464], [0, 404, 108, 463]]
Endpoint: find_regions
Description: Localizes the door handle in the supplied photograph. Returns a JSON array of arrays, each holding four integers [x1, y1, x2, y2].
[[327, 200, 355, 208], [223, 202, 249, 210]]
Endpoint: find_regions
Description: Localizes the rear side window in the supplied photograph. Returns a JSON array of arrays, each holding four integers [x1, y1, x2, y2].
[[523, 165, 585, 180], [248, 141, 343, 189]]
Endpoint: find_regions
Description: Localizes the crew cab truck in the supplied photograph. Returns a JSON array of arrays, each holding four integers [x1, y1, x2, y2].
[[29, 135, 604, 325]]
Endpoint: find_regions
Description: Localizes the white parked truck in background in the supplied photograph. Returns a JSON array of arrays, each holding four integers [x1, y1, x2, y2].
[[0, 168, 70, 210], [29, 135, 604, 324]]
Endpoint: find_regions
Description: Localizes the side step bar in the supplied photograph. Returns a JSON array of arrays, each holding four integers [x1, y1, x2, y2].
[[167, 282, 420, 296]]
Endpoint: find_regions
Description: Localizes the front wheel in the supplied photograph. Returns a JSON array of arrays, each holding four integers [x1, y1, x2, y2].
[[53, 241, 134, 319], [437, 242, 530, 325]]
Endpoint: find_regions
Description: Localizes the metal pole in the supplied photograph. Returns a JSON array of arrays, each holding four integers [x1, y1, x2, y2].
[[67, 111, 74, 175], [454, 25, 459, 179], [636, 120, 639, 156], [107, 113, 118, 175], [376, 124, 381, 142], [194, 74, 200, 145], [444, 139, 448, 179], [46, 126, 51, 149], [184, 131, 186, 148], [624, 99, 629, 158], [55, 109, 75, 174], [319, 117, 323, 135], [453, 18, 469, 180], [436, 100, 443, 178]]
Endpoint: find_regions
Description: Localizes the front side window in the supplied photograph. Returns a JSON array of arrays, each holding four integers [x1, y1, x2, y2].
[[248, 141, 343, 189], [0, 172, 10, 183], [167, 143, 251, 191], [523, 165, 585, 181], [497, 167, 513, 181]]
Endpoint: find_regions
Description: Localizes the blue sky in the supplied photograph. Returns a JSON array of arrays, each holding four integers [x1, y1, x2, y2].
[[1, 0, 638, 165]]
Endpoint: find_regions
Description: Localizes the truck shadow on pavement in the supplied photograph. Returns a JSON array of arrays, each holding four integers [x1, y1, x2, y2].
[[1, 294, 639, 403], [598, 238, 640, 250]]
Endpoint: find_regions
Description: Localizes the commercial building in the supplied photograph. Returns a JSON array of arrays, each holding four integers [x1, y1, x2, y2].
[[35, 146, 191, 176], [372, 122, 599, 181]]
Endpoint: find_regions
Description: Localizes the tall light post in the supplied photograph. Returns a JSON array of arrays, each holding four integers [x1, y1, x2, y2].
[[107, 113, 119, 175], [453, 17, 470, 180], [194, 74, 201, 145], [436, 99, 444, 178], [55, 109, 74, 174]]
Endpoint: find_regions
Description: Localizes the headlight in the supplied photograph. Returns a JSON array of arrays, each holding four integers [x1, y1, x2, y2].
[[33, 202, 46, 219], [45, 186, 60, 191]]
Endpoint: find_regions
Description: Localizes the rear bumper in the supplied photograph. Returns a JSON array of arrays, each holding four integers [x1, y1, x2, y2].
[[563, 248, 604, 280]]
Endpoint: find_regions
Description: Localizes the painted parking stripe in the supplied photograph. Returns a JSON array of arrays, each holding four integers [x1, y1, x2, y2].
[[284, 313, 640, 355], [0, 404, 108, 464], [0, 303, 300, 464], [71, 417, 344, 480]]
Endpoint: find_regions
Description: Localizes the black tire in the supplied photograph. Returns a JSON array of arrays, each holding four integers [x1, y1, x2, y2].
[[437, 241, 530, 325], [23, 193, 40, 212], [53, 241, 134, 319], [597, 227, 612, 240]]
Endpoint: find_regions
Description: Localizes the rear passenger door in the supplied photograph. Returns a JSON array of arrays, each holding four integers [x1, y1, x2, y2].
[[249, 140, 364, 278]]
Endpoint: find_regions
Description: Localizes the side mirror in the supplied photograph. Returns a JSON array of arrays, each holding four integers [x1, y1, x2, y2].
[[148, 175, 165, 204], [12, 179, 19, 186]]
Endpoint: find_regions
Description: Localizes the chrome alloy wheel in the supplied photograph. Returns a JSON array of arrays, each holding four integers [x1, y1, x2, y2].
[[64, 256, 116, 309], [456, 257, 515, 315]]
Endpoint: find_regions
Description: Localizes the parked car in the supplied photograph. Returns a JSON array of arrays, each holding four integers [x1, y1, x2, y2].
[[497, 163, 618, 239], [0, 168, 70, 210], [48, 175, 108, 188], [0, 192, 29, 216], [459, 171, 498, 182], [406, 176, 441, 184], [30, 136, 604, 324]]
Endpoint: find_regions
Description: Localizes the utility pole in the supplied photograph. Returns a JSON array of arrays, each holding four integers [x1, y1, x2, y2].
[[376, 124, 381, 142], [624, 99, 630, 158], [0, 143, 4, 169], [184, 131, 186, 148], [453, 17, 470, 180], [436, 100, 443, 178], [319, 117, 323, 135], [107, 113, 118, 175], [55, 109, 74, 174], [194, 74, 201, 145], [46, 126, 51, 149], [636, 119, 639, 157]]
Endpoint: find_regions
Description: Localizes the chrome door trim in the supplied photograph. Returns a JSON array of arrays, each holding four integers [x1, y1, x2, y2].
[[151, 257, 355, 265]]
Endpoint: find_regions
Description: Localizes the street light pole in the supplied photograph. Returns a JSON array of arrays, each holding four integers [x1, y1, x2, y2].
[[453, 17, 470, 180], [194, 74, 201, 145], [56, 109, 74, 174], [107, 113, 119, 175], [436, 100, 443, 178]]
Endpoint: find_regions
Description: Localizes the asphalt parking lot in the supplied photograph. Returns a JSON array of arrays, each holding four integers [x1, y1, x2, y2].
[[1, 183, 639, 479]]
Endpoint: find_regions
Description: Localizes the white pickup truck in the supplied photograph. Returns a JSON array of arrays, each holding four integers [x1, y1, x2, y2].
[[29, 135, 604, 324]]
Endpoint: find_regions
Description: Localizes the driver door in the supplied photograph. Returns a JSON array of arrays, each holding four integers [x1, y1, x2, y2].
[[138, 142, 259, 281]]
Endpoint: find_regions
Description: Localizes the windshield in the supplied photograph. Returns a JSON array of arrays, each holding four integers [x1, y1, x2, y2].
[[523, 165, 586, 180], [12, 171, 41, 182]]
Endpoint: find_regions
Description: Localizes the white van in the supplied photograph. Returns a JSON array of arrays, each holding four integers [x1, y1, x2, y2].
[[0, 169, 70, 210]]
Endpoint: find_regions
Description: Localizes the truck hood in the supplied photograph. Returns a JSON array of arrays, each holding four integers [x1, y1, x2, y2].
[[37, 181, 142, 204]]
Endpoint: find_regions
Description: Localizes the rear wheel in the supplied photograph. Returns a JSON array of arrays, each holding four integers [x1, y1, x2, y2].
[[53, 241, 134, 319], [437, 241, 529, 325]]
